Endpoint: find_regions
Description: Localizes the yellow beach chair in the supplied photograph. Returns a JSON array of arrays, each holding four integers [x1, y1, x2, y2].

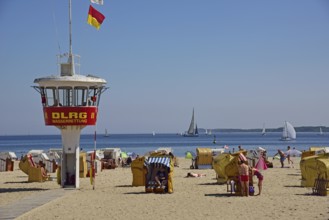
[[19, 155, 49, 182], [131, 156, 147, 186], [300, 154, 329, 187], [195, 148, 213, 169], [144, 152, 174, 193]]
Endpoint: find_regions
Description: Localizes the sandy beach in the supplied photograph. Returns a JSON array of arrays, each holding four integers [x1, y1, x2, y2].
[[0, 158, 328, 220]]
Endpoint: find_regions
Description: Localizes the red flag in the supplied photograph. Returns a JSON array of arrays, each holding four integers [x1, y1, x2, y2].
[[87, 5, 105, 30]]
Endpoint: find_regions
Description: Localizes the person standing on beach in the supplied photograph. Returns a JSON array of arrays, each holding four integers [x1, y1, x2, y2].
[[286, 146, 294, 168], [238, 160, 249, 196], [249, 167, 263, 195], [273, 149, 286, 168]]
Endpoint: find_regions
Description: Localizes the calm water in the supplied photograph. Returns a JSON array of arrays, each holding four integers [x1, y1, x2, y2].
[[0, 132, 328, 158]]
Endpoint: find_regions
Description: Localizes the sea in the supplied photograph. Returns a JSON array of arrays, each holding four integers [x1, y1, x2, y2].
[[0, 132, 328, 158]]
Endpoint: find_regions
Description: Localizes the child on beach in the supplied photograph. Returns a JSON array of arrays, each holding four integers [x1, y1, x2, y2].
[[249, 167, 263, 195], [238, 160, 249, 196]]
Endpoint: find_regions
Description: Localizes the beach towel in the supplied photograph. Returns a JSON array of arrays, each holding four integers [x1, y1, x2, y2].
[[255, 156, 268, 171]]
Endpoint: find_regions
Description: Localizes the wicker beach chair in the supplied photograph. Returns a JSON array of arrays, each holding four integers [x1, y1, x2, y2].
[[144, 152, 174, 194], [19, 155, 34, 175], [312, 178, 329, 196], [195, 148, 213, 169], [131, 156, 147, 186], [19, 155, 49, 182], [28, 166, 49, 182]]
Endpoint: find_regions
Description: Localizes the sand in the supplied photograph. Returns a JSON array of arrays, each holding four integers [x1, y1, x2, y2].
[[0, 158, 328, 220]]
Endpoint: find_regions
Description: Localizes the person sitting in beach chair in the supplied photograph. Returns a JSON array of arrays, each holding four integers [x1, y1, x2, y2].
[[39, 162, 50, 179], [155, 165, 167, 188]]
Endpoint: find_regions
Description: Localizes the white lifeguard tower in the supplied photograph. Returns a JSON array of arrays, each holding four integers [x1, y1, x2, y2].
[[33, 1, 107, 188]]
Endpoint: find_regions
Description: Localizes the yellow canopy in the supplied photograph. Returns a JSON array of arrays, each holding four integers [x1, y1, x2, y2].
[[213, 153, 239, 184], [300, 154, 329, 187]]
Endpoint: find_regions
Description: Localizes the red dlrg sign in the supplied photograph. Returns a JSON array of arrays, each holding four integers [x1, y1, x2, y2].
[[43, 107, 98, 126]]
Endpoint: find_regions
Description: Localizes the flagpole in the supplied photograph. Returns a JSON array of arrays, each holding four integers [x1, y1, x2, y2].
[[93, 126, 97, 190], [69, 0, 72, 55], [68, 0, 75, 75]]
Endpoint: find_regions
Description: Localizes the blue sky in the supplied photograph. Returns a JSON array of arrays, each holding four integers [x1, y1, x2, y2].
[[0, 0, 329, 135]]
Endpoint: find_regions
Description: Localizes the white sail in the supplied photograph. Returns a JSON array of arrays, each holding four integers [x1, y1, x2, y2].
[[104, 129, 109, 137], [187, 109, 195, 135], [282, 121, 296, 140], [261, 123, 266, 136], [184, 108, 198, 137], [320, 127, 323, 135]]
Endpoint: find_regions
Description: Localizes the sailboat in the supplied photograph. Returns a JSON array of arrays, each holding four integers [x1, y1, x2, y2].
[[281, 121, 296, 141], [261, 123, 266, 136], [104, 129, 109, 137], [205, 129, 212, 136], [183, 109, 199, 137], [319, 127, 324, 136]]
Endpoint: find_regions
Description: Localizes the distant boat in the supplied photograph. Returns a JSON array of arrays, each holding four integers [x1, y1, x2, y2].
[[281, 121, 296, 141], [205, 129, 212, 136], [152, 131, 156, 136], [261, 123, 266, 136], [183, 109, 199, 137], [104, 129, 109, 137], [319, 127, 324, 135]]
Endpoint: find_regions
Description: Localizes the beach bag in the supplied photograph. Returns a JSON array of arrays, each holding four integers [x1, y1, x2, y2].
[[249, 186, 255, 195]]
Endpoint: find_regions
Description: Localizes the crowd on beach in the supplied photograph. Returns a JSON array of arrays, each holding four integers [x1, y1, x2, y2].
[[2, 144, 301, 197], [180, 144, 299, 197], [235, 145, 300, 197], [4, 143, 329, 220]]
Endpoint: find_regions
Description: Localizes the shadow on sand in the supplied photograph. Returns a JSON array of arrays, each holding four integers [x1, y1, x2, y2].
[[205, 193, 235, 197], [0, 188, 48, 193], [115, 185, 133, 188], [199, 182, 220, 186], [284, 185, 304, 188]]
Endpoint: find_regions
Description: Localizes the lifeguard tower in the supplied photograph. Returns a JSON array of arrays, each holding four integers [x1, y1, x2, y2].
[[33, 1, 107, 188]]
